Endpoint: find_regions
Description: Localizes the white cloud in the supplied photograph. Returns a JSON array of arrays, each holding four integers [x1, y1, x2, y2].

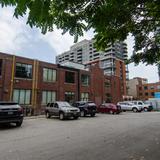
[[129, 63, 158, 83], [0, 7, 29, 53], [39, 28, 94, 55]]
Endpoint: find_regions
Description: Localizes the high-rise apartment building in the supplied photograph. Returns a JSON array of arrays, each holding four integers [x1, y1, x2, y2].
[[56, 39, 128, 77]]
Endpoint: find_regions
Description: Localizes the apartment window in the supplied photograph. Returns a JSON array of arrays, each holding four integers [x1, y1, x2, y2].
[[150, 86, 154, 90], [151, 92, 154, 96], [65, 71, 75, 83], [144, 86, 148, 90], [15, 63, 32, 79], [13, 89, 31, 104], [43, 68, 56, 82], [65, 92, 75, 103], [42, 91, 56, 104], [81, 74, 90, 86], [106, 93, 111, 97], [81, 93, 89, 101], [105, 80, 111, 87], [139, 93, 143, 96], [145, 92, 148, 96], [105, 93, 112, 102], [0, 59, 2, 76]]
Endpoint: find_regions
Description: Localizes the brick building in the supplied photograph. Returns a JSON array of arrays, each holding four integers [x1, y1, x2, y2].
[[128, 77, 148, 99], [137, 82, 160, 100], [0, 52, 123, 115]]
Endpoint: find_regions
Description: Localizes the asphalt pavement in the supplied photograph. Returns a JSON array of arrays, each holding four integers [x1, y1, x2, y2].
[[0, 112, 160, 160]]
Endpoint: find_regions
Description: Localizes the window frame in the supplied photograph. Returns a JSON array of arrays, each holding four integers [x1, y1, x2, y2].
[[15, 62, 32, 79], [65, 91, 75, 103], [43, 67, 57, 82], [81, 92, 89, 101], [65, 71, 75, 84], [13, 89, 31, 105], [42, 91, 56, 105], [81, 74, 90, 86], [144, 86, 148, 90]]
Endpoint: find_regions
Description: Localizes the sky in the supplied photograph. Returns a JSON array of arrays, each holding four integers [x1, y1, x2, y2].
[[0, 7, 159, 83]]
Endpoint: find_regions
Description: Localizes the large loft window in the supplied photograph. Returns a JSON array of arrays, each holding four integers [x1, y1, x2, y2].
[[0, 59, 2, 76], [15, 63, 32, 79], [81, 93, 89, 101], [65, 71, 75, 83], [42, 91, 56, 104], [13, 89, 31, 105], [81, 74, 90, 86], [43, 68, 56, 82], [65, 92, 75, 103]]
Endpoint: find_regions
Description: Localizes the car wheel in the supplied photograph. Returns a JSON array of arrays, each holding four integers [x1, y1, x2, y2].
[[16, 121, 23, 127], [132, 108, 138, 112], [74, 116, 79, 120], [144, 107, 148, 112], [59, 112, 64, 120], [46, 112, 51, 118], [109, 110, 114, 114], [91, 113, 95, 117], [80, 111, 85, 117]]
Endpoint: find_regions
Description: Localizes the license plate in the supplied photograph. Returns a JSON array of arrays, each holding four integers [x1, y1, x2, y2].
[[8, 111, 13, 115]]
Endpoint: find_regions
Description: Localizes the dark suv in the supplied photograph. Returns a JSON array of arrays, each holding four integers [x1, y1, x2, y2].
[[0, 102, 24, 127], [72, 101, 97, 117]]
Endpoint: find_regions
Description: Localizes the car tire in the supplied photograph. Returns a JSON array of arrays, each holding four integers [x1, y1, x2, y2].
[[90, 113, 95, 117], [46, 112, 51, 118], [80, 111, 85, 117], [16, 120, 23, 127], [59, 112, 65, 120], [74, 116, 79, 120], [132, 108, 138, 112], [144, 107, 148, 112]]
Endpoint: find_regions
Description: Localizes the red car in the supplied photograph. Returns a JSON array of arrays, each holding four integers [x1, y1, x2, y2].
[[97, 103, 121, 114]]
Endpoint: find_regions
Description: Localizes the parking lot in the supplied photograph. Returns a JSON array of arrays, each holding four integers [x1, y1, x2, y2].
[[0, 112, 160, 160]]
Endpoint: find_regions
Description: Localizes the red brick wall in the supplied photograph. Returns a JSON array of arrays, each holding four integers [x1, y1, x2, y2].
[[89, 64, 105, 106], [0, 53, 13, 101], [0, 52, 125, 114]]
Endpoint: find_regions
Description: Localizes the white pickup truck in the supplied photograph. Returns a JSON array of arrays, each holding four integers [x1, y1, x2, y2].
[[117, 101, 142, 112], [132, 101, 153, 111]]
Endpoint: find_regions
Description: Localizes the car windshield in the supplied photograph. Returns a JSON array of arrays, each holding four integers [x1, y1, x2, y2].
[[57, 102, 72, 108]]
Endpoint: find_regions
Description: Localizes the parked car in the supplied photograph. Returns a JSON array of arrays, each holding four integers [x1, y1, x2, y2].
[[45, 101, 80, 120], [0, 102, 24, 127], [97, 103, 121, 114], [117, 101, 142, 112], [72, 101, 97, 117], [132, 101, 153, 112]]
